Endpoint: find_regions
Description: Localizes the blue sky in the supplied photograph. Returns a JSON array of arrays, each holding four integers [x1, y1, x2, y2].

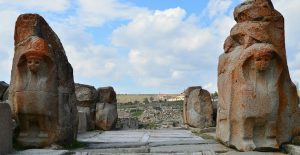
[[0, 0, 300, 94]]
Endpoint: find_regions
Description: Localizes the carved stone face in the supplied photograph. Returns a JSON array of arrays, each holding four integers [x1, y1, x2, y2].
[[27, 57, 41, 73], [254, 53, 272, 71]]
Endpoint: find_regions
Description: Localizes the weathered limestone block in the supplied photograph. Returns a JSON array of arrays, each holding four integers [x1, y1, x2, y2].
[[97, 86, 117, 103], [0, 81, 9, 101], [216, 0, 299, 151], [75, 83, 97, 131], [95, 87, 118, 130], [183, 86, 213, 129], [0, 102, 13, 154], [9, 14, 78, 147]]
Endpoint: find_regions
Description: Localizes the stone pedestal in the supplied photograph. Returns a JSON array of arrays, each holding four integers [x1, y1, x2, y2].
[[0, 102, 12, 154]]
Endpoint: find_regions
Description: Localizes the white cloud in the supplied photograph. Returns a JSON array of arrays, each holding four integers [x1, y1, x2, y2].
[[0, 0, 71, 12], [0, 10, 21, 83], [69, 0, 149, 27], [204, 0, 233, 18], [112, 7, 235, 93], [273, 0, 300, 84], [65, 44, 119, 79]]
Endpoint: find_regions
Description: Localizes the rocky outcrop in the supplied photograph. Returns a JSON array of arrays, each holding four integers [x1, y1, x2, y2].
[[75, 83, 97, 132], [0, 81, 9, 101], [9, 14, 78, 147], [216, 0, 299, 151], [95, 87, 118, 130], [183, 86, 213, 129]]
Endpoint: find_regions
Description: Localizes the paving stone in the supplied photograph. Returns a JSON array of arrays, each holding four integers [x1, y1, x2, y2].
[[86, 142, 148, 149], [10, 149, 69, 155], [73, 153, 204, 155], [219, 151, 286, 155], [149, 140, 216, 147], [150, 144, 231, 153], [74, 146, 150, 154], [284, 144, 300, 155]]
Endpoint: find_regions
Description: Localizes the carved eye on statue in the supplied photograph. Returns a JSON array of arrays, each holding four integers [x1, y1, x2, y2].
[[35, 60, 40, 65]]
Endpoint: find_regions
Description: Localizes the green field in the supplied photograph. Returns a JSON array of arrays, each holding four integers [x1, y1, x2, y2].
[[117, 94, 179, 104]]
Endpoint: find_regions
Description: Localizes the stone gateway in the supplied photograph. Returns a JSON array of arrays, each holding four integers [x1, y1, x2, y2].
[[216, 0, 299, 151], [9, 14, 78, 147]]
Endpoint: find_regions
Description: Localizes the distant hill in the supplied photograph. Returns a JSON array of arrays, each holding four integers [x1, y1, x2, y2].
[[117, 94, 179, 103]]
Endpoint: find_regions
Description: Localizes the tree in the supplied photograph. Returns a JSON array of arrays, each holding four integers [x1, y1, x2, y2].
[[143, 98, 149, 104], [211, 91, 218, 100]]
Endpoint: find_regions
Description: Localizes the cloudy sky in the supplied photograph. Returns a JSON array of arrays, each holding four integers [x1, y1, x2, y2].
[[0, 0, 299, 94]]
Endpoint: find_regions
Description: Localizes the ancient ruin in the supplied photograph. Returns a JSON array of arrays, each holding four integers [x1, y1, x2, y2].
[[9, 14, 78, 147], [216, 0, 299, 151], [95, 87, 118, 130], [183, 86, 213, 129], [75, 83, 97, 132]]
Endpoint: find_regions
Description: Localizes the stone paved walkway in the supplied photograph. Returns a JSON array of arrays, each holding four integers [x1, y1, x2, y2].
[[76, 129, 230, 154], [11, 129, 289, 155]]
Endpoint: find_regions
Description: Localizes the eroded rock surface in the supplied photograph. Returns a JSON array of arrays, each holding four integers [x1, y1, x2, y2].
[[183, 86, 213, 129], [0, 81, 9, 101], [75, 83, 97, 132], [216, 0, 299, 151], [9, 14, 78, 147], [95, 87, 118, 130]]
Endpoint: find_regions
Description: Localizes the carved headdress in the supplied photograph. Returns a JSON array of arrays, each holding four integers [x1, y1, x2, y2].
[[24, 36, 49, 59]]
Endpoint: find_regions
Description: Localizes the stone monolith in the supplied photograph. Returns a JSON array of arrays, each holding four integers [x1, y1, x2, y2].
[[75, 83, 97, 132], [95, 87, 118, 130], [9, 14, 78, 147], [183, 86, 213, 128], [216, 0, 299, 151]]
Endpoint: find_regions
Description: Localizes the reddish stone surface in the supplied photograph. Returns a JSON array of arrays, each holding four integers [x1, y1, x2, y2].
[[95, 87, 118, 130], [9, 14, 78, 147], [97, 86, 117, 104], [216, 0, 299, 151], [183, 86, 213, 129]]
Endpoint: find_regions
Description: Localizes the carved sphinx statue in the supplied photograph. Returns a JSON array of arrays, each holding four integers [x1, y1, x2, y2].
[[9, 14, 78, 147], [14, 36, 58, 145], [216, 0, 299, 151]]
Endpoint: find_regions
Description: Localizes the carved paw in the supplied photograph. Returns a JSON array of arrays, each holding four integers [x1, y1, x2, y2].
[[265, 138, 278, 148], [237, 140, 256, 151]]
